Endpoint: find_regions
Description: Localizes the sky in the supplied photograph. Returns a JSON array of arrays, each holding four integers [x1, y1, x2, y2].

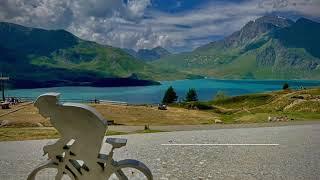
[[0, 0, 320, 52]]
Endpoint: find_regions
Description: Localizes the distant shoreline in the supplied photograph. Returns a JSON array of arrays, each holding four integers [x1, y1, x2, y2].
[[7, 77, 161, 90], [8, 78, 320, 90], [6, 79, 320, 105]]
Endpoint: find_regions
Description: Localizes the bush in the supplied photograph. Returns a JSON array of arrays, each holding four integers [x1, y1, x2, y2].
[[283, 83, 289, 90], [162, 86, 178, 104], [144, 124, 150, 130], [182, 102, 213, 110], [214, 91, 228, 101], [185, 88, 198, 102], [192, 102, 213, 110]]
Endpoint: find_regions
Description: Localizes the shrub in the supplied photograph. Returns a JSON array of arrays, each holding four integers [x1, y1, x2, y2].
[[182, 101, 213, 110], [192, 102, 213, 110], [214, 91, 228, 101], [283, 83, 289, 90]]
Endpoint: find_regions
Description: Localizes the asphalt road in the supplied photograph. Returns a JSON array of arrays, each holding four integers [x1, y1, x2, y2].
[[1, 124, 319, 179]]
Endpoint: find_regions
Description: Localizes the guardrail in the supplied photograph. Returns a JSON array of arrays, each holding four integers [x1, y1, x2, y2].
[[7, 96, 129, 105], [99, 100, 128, 105]]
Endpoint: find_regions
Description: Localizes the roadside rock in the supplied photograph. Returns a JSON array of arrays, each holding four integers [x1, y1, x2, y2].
[[35, 123, 44, 127], [215, 119, 223, 124], [268, 116, 293, 122], [0, 120, 10, 127]]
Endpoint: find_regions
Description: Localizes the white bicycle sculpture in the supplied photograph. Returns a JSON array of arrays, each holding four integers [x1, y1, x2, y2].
[[27, 93, 153, 180]]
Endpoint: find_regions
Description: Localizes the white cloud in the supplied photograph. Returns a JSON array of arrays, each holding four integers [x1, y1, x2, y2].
[[127, 0, 150, 18], [138, 0, 320, 51], [258, 0, 320, 17], [0, 0, 73, 28], [0, 0, 319, 52]]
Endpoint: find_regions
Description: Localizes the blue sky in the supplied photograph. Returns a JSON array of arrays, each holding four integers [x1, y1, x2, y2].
[[0, 0, 319, 52]]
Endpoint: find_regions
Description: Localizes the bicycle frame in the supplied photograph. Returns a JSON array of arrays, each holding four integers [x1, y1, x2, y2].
[[28, 93, 153, 180]]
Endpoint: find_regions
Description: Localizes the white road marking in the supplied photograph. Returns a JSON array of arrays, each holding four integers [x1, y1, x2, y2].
[[161, 144, 280, 146]]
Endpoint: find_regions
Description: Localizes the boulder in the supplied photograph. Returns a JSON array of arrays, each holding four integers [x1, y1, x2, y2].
[[0, 120, 10, 127], [268, 116, 291, 122]]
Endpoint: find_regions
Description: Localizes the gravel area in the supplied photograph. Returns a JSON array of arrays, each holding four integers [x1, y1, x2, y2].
[[1, 124, 320, 179]]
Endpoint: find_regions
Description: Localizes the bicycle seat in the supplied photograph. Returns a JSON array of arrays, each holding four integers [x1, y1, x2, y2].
[[106, 138, 127, 149]]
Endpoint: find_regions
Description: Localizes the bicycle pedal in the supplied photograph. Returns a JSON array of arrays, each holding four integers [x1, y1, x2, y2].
[[63, 139, 76, 150], [106, 138, 127, 149]]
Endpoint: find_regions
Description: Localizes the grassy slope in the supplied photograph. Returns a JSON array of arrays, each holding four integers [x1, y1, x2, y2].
[[43, 45, 195, 80], [32, 41, 146, 77], [209, 88, 320, 123], [30, 41, 191, 81]]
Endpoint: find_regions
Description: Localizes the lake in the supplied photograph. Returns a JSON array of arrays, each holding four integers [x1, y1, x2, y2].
[[6, 79, 320, 104]]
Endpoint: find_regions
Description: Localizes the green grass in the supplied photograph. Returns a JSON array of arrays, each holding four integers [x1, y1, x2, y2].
[[211, 93, 274, 109], [172, 101, 215, 110], [134, 129, 166, 134], [105, 130, 128, 136]]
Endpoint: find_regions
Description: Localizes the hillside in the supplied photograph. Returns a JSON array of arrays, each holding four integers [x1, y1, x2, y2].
[[154, 15, 320, 79], [124, 46, 171, 61], [0, 22, 190, 88], [174, 87, 320, 124], [210, 88, 320, 123], [2, 15, 319, 87]]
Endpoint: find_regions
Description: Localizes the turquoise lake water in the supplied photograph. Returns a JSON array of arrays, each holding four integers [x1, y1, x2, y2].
[[6, 79, 320, 104]]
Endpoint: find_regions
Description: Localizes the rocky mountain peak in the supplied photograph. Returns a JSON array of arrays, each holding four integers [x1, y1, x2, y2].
[[255, 15, 294, 28], [124, 46, 171, 61], [224, 15, 294, 47], [295, 17, 318, 26]]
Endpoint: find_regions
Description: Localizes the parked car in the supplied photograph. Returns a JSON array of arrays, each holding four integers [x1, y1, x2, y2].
[[158, 104, 167, 110]]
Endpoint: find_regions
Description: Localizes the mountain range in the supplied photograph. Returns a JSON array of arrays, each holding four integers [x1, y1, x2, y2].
[[153, 15, 320, 80], [1, 15, 319, 89], [0, 22, 194, 88], [124, 47, 171, 62]]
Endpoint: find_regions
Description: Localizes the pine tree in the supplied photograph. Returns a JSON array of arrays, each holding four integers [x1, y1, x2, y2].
[[283, 83, 289, 90], [162, 86, 178, 104], [185, 88, 198, 102]]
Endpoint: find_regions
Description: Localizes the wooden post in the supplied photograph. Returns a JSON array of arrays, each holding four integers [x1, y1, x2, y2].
[[0, 74, 9, 102]]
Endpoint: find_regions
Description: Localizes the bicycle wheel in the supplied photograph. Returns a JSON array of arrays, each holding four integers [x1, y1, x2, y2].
[[109, 159, 153, 180], [27, 160, 76, 180]]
